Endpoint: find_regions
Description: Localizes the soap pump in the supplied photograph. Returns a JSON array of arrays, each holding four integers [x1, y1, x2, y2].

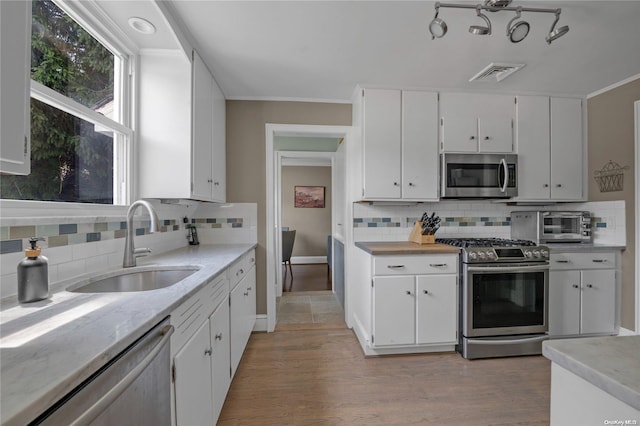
[[17, 237, 49, 303]]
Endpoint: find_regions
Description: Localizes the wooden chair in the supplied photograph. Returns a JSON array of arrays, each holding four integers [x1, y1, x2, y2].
[[282, 230, 296, 290]]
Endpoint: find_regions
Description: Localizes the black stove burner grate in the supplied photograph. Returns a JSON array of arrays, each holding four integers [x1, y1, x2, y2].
[[436, 237, 537, 248]]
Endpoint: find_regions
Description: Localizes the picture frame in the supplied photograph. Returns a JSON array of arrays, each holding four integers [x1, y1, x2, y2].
[[294, 186, 325, 208]]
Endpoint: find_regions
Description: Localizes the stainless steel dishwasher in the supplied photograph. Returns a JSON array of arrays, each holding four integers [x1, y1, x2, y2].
[[30, 317, 174, 426]]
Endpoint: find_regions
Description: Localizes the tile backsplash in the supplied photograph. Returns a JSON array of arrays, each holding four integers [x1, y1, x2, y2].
[[0, 201, 257, 299], [353, 200, 626, 246]]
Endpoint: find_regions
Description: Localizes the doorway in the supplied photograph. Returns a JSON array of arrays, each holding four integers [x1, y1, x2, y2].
[[265, 124, 351, 332]]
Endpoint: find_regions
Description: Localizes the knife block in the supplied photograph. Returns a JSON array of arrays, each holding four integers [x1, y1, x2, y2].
[[408, 221, 435, 245]]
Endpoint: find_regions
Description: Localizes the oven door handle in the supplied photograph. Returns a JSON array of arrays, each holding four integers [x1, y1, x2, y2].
[[466, 335, 548, 346], [466, 264, 549, 273]]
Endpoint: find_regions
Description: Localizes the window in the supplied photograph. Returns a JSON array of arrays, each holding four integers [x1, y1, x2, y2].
[[0, 0, 131, 205]]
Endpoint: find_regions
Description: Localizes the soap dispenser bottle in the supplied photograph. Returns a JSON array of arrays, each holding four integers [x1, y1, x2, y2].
[[17, 237, 49, 303]]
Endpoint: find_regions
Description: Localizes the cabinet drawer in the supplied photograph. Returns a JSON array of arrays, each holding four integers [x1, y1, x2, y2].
[[229, 250, 256, 289], [550, 252, 616, 270], [373, 254, 457, 276]]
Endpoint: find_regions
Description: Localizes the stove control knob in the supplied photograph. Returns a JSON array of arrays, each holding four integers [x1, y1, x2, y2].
[[523, 249, 532, 258], [540, 249, 549, 258], [533, 249, 541, 258], [468, 252, 478, 260], [486, 250, 496, 259], [478, 252, 486, 260]]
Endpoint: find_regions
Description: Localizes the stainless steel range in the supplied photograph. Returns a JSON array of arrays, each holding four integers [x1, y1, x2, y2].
[[436, 238, 550, 359]]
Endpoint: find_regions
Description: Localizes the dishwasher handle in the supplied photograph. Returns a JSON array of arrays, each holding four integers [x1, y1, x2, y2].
[[69, 324, 174, 426]]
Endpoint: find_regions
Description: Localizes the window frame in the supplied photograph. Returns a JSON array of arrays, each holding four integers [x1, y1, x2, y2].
[[2, 0, 137, 210]]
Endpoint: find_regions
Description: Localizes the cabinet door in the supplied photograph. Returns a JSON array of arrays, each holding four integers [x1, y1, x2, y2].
[[210, 298, 231, 423], [210, 77, 226, 202], [362, 89, 401, 198], [0, 0, 31, 175], [440, 93, 479, 152], [191, 50, 214, 201], [372, 276, 415, 346], [548, 270, 581, 336], [174, 320, 214, 426], [477, 95, 514, 153], [515, 96, 551, 200], [416, 275, 457, 344], [402, 91, 439, 200], [581, 269, 616, 335], [550, 98, 583, 200]]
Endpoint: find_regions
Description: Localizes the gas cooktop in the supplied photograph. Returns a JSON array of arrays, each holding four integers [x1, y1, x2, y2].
[[436, 238, 548, 263], [435, 237, 537, 248]]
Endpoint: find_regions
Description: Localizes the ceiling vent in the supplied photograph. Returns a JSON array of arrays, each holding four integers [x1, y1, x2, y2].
[[469, 62, 525, 82]]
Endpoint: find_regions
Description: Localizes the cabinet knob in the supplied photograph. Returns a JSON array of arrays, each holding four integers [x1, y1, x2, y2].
[[484, 136, 490, 140], [393, 182, 399, 186], [470, 136, 476, 140], [544, 184, 549, 188], [406, 290, 413, 296], [215, 333, 223, 341], [572, 284, 579, 288], [556, 184, 562, 188], [423, 289, 429, 295], [408, 182, 414, 187], [204, 348, 212, 356], [207, 179, 213, 183], [586, 284, 594, 288]]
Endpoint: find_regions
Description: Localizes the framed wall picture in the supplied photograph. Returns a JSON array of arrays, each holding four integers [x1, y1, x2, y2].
[[294, 186, 325, 208]]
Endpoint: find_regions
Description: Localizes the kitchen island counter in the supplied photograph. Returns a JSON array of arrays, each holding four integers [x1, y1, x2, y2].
[[355, 241, 460, 255], [543, 336, 640, 413]]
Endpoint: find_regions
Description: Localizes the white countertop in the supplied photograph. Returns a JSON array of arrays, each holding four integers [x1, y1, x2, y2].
[[543, 335, 640, 410], [0, 243, 255, 426]]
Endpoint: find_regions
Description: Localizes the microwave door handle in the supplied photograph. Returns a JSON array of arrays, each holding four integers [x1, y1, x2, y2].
[[499, 158, 508, 193]]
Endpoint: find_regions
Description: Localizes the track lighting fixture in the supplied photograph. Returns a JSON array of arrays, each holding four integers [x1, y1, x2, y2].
[[429, 1, 569, 44]]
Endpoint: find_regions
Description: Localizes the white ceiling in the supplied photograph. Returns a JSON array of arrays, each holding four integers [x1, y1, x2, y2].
[[102, 1, 640, 102]]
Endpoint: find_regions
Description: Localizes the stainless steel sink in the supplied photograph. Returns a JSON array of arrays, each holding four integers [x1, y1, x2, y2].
[[68, 267, 200, 293]]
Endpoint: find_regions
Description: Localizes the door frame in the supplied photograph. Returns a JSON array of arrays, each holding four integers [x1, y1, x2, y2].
[[265, 124, 351, 332], [635, 100, 639, 334]]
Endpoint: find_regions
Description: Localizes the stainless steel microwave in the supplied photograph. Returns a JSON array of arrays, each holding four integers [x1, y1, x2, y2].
[[511, 211, 592, 244], [441, 153, 517, 198]]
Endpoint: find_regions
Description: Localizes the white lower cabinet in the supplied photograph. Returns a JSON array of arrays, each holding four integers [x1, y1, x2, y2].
[[174, 320, 215, 426], [170, 249, 256, 425], [548, 251, 618, 337], [368, 254, 458, 352]]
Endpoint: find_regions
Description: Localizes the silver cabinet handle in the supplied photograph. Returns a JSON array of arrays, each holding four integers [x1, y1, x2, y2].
[[205, 348, 212, 356], [215, 333, 222, 341], [556, 260, 570, 264], [247, 286, 252, 291], [592, 259, 608, 263], [387, 265, 405, 269], [69, 324, 174, 426], [429, 263, 447, 267], [243, 291, 249, 296]]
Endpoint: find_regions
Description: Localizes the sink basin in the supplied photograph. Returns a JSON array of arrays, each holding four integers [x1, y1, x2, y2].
[[68, 267, 200, 293]]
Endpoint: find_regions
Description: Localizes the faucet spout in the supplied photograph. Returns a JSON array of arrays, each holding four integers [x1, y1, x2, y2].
[[123, 200, 160, 268]]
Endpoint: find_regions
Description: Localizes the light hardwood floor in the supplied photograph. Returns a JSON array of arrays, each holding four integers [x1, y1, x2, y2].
[[218, 328, 551, 425]]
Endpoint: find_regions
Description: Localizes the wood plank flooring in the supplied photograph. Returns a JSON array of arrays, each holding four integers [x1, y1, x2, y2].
[[284, 264, 331, 292], [276, 291, 346, 331], [218, 328, 551, 425]]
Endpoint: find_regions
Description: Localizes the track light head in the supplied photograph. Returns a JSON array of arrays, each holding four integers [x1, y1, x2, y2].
[[546, 11, 569, 44], [506, 7, 530, 43], [429, 6, 448, 40], [469, 5, 492, 35]]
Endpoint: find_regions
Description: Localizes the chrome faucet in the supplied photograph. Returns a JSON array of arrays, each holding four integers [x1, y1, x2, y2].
[[123, 200, 160, 268]]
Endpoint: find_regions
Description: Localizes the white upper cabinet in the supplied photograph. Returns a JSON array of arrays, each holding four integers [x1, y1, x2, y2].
[[440, 93, 514, 153], [550, 97, 583, 200], [515, 96, 584, 201], [356, 88, 438, 201], [0, 1, 31, 175], [138, 49, 226, 202]]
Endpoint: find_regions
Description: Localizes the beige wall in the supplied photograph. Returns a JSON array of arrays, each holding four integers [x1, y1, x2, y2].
[[587, 77, 640, 331], [226, 101, 352, 314], [282, 166, 332, 258]]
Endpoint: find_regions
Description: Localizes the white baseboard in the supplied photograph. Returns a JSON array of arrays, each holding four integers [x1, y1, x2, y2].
[[253, 314, 268, 332], [291, 256, 327, 264], [617, 327, 637, 336]]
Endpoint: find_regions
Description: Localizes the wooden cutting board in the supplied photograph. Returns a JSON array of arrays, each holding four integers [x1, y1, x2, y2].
[[355, 241, 460, 255]]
